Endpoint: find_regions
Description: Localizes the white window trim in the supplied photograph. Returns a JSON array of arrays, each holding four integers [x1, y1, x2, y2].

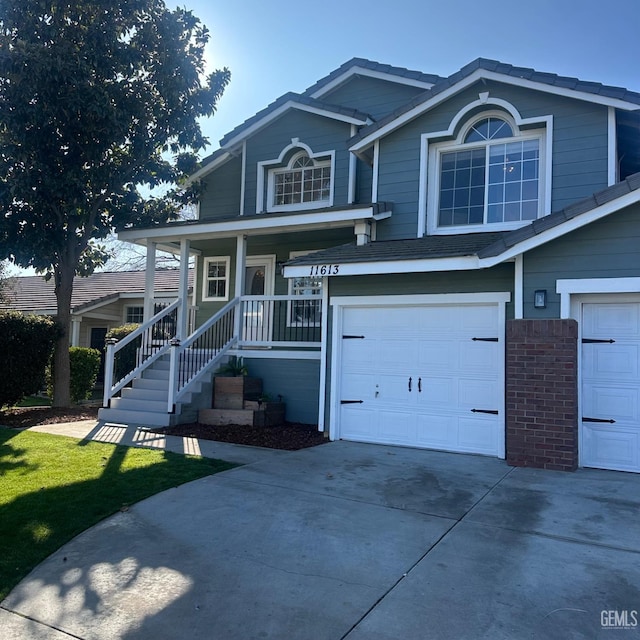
[[124, 305, 145, 324], [257, 139, 335, 213], [418, 97, 553, 237], [287, 250, 324, 327], [202, 256, 231, 302]]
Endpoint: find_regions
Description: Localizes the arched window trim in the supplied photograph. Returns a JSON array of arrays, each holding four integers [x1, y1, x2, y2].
[[419, 98, 553, 236], [257, 139, 335, 213]]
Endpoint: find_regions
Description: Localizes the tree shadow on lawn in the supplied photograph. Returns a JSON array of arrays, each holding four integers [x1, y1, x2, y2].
[[0, 428, 234, 602]]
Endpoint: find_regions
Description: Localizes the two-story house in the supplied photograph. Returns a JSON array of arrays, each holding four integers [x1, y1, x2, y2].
[[100, 58, 640, 474]]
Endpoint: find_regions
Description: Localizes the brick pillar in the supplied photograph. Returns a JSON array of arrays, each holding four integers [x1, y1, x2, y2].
[[506, 319, 578, 471]]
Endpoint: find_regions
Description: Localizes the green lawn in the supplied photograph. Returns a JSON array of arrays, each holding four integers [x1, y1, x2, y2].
[[0, 427, 236, 600]]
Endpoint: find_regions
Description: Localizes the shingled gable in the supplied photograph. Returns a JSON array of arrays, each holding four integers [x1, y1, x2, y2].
[[349, 57, 640, 153]]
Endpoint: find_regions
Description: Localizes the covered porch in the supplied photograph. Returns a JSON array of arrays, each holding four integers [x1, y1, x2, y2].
[[99, 204, 390, 426]]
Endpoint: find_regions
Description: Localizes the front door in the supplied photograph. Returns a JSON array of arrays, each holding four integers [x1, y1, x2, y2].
[[243, 256, 275, 343]]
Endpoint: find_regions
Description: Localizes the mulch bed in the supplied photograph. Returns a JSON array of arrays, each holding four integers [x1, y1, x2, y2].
[[156, 422, 328, 451], [0, 406, 100, 429], [0, 406, 327, 451]]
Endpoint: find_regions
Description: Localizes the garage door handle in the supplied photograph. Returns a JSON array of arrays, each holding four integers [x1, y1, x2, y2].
[[583, 417, 616, 423], [471, 408, 499, 415], [408, 377, 412, 392], [418, 377, 422, 393]]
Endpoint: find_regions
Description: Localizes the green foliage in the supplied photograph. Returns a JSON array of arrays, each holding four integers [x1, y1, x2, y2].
[[0, 0, 229, 404], [0, 312, 60, 408], [0, 428, 236, 600], [216, 356, 248, 377], [69, 347, 101, 403], [106, 324, 140, 383]]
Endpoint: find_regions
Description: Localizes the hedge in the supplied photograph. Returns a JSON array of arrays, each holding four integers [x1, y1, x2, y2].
[[105, 324, 140, 383], [0, 312, 60, 408]]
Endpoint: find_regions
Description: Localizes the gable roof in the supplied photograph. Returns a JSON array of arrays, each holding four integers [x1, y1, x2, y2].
[[350, 57, 640, 152], [302, 57, 444, 99], [1, 269, 192, 315], [191, 93, 373, 183]]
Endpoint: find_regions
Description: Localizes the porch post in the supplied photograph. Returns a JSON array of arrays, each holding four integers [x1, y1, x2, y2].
[[176, 238, 191, 340], [234, 234, 247, 340], [143, 241, 157, 323], [71, 318, 81, 347]]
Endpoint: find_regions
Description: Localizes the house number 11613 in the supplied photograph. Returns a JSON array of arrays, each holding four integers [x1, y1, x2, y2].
[[309, 264, 340, 276]]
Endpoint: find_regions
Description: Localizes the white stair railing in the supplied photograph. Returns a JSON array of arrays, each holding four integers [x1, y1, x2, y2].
[[103, 299, 180, 407], [167, 298, 239, 412]]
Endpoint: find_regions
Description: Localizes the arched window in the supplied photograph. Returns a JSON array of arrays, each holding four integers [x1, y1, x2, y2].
[[272, 151, 331, 208], [436, 114, 541, 228]]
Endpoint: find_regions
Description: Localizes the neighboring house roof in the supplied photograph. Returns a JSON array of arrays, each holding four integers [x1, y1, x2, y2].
[[350, 57, 640, 152], [284, 172, 640, 273], [1, 269, 192, 315]]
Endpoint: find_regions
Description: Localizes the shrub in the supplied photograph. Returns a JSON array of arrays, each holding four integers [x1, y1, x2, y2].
[[69, 347, 101, 403], [0, 311, 60, 408], [105, 324, 140, 383]]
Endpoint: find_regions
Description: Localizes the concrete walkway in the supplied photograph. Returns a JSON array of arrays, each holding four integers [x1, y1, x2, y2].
[[2, 423, 640, 639]]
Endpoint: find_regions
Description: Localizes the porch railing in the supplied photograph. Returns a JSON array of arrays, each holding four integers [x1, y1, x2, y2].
[[103, 299, 180, 406], [239, 294, 322, 348], [168, 298, 239, 411]]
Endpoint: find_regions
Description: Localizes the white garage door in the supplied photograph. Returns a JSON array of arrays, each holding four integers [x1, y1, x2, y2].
[[337, 302, 504, 457], [581, 301, 640, 473]]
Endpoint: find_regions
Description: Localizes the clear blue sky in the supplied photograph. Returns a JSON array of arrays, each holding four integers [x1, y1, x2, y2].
[[183, 0, 639, 155]]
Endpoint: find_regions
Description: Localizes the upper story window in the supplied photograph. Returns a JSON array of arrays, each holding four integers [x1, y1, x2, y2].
[[263, 145, 334, 213], [429, 113, 545, 233]]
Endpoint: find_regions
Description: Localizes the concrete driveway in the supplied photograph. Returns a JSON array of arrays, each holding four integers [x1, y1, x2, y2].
[[2, 439, 640, 639]]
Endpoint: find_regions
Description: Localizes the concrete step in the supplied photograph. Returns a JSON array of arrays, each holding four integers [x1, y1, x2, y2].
[[143, 368, 170, 381], [98, 407, 172, 427], [133, 377, 169, 391], [122, 387, 167, 402], [111, 396, 168, 413]]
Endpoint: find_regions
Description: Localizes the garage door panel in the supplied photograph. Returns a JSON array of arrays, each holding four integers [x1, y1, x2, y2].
[[583, 344, 639, 380], [583, 385, 638, 423], [415, 414, 455, 447], [583, 426, 639, 472], [583, 303, 640, 338], [459, 378, 500, 409], [338, 303, 504, 457], [460, 341, 499, 371], [581, 302, 640, 473], [458, 416, 500, 454]]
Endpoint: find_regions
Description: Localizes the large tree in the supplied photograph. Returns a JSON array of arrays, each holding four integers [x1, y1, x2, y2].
[[0, 0, 229, 405]]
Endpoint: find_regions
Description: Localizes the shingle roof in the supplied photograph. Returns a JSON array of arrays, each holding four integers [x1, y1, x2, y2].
[[301, 57, 444, 97], [285, 232, 508, 266], [350, 57, 640, 147], [478, 172, 640, 258], [215, 93, 371, 151], [1, 269, 192, 314]]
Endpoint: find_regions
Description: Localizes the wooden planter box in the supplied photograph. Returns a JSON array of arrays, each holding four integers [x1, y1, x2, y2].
[[213, 376, 262, 409], [245, 401, 286, 427]]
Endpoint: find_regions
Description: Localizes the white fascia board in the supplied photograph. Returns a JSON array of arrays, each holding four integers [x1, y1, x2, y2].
[[310, 66, 435, 99], [480, 188, 640, 267], [284, 255, 480, 278], [220, 101, 369, 152], [118, 206, 384, 243], [350, 68, 640, 153]]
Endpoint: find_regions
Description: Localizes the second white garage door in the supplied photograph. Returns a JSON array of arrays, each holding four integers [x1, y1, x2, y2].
[[335, 300, 505, 457]]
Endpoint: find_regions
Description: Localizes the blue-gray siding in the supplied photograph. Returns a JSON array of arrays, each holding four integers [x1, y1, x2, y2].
[[244, 357, 320, 424], [522, 203, 640, 318], [199, 155, 242, 220]]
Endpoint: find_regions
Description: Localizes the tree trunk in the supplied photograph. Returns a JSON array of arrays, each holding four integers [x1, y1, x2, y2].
[[52, 262, 75, 407]]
